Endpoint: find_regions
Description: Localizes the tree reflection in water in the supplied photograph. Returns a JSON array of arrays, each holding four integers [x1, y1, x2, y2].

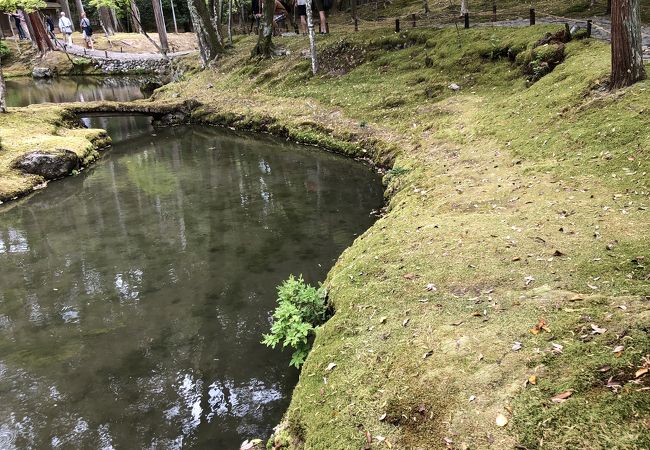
[[0, 117, 383, 449]]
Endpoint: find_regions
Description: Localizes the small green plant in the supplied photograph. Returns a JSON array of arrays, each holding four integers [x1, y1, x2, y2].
[[0, 40, 10, 58], [387, 166, 410, 177], [262, 275, 328, 368]]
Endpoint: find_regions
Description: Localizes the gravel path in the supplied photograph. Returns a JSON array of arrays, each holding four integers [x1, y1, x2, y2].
[[53, 40, 193, 61]]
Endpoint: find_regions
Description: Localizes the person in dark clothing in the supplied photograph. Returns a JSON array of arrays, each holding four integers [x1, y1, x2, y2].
[[45, 15, 55, 39], [11, 12, 27, 40]]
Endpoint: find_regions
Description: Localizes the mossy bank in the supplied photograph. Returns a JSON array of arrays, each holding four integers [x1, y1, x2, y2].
[[157, 25, 649, 449]]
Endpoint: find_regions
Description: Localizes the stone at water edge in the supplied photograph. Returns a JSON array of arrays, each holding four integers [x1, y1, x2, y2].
[[32, 67, 53, 79], [12, 150, 80, 180]]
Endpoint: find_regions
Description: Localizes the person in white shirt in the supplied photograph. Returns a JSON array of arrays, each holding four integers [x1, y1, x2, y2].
[[58, 12, 73, 45], [294, 0, 307, 34]]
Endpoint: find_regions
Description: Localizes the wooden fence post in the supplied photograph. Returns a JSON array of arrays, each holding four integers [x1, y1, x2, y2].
[[464, 13, 469, 29], [354, 18, 358, 31], [412, 13, 416, 27], [586, 19, 592, 37], [530, 8, 535, 26], [395, 18, 400, 32]]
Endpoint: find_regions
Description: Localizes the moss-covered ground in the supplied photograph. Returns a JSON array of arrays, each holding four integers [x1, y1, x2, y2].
[[0, 107, 108, 202], [145, 24, 650, 449]]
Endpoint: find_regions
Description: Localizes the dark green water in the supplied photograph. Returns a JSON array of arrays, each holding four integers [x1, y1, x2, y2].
[[5, 76, 153, 107], [0, 117, 383, 448]]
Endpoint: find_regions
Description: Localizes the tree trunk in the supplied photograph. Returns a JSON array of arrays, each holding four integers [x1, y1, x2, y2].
[[75, 0, 85, 20], [352, 0, 358, 19], [29, 12, 54, 53], [152, 0, 169, 53], [227, 0, 232, 44], [99, 7, 115, 35], [20, 10, 37, 48], [305, 0, 317, 73], [251, 0, 274, 57], [170, 0, 179, 33], [0, 57, 6, 113], [460, 0, 468, 16], [130, 0, 142, 33], [607, 0, 612, 14], [188, 0, 224, 65], [110, 8, 124, 32], [610, 0, 646, 88], [60, 0, 75, 30]]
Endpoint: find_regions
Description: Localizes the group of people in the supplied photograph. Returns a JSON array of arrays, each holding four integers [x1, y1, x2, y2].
[[5, 10, 94, 50], [253, 0, 331, 35], [53, 11, 95, 49]]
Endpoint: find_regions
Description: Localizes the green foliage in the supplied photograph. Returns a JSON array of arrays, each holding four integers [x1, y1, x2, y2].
[[0, 40, 10, 58], [262, 275, 328, 368], [0, 0, 45, 13]]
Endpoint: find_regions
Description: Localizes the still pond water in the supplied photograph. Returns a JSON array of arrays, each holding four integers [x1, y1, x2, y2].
[[0, 114, 383, 448], [5, 76, 153, 107]]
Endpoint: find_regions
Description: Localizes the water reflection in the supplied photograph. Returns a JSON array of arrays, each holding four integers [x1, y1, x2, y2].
[[0, 118, 384, 448], [5, 76, 156, 107]]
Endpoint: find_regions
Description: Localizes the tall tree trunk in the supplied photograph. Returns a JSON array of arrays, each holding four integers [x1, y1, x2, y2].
[[152, 0, 169, 53], [99, 7, 115, 35], [60, 0, 75, 30], [170, 0, 179, 33], [20, 10, 37, 48], [75, 0, 85, 20], [29, 12, 54, 53], [227, 0, 232, 44], [305, 0, 317, 73], [352, 0, 358, 19], [251, 0, 274, 57], [0, 57, 6, 113], [460, 0, 468, 15], [610, 0, 646, 88], [188, 0, 224, 64], [110, 8, 123, 32], [130, 0, 142, 33]]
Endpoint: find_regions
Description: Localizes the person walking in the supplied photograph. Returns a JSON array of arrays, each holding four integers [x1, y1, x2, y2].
[[46, 15, 56, 39], [58, 11, 73, 45], [80, 12, 94, 50], [294, 0, 306, 34]]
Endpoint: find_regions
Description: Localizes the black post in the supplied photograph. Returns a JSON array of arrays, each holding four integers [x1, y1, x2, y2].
[[412, 13, 416, 27], [354, 18, 358, 32], [104, 50, 108, 57], [586, 19, 592, 37], [326, 22, 329, 33], [492, 3, 497, 22], [83, 48, 86, 55], [464, 12, 469, 29], [395, 18, 400, 32], [529, 8, 535, 26]]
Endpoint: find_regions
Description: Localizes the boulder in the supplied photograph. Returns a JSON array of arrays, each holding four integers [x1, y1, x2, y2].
[[32, 67, 53, 79], [12, 150, 80, 180]]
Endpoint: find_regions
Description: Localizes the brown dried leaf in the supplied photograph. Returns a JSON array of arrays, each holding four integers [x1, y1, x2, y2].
[[551, 390, 573, 403], [590, 324, 607, 334], [403, 273, 416, 280], [613, 345, 625, 357], [635, 367, 649, 378], [530, 318, 550, 334], [528, 375, 537, 385]]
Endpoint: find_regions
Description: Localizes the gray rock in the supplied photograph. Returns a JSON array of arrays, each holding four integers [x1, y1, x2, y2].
[[448, 83, 461, 91], [153, 111, 187, 127], [32, 67, 53, 78], [12, 150, 79, 180]]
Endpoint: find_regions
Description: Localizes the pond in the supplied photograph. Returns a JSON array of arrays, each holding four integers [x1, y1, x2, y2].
[[0, 117, 384, 448], [5, 76, 157, 107]]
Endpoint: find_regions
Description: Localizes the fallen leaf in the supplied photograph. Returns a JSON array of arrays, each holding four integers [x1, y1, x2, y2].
[[374, 435, 385, 442], [530, 318, 551, 334], [551, 343, 564, 354], [512, 342, 523, 351], [471, 311, 483, 317], [378, 413, 387, 421], [606, 377, 622, 392], [451, 320, 464, 326], [524, 275, 535, 286], [613, 345, 625, 357], [423, 350, 433, 359], [425, 283, 437, 291], [402, 318, 410, 327], [528, 375, 537, 385], [635, 367, 649, 378], [379, 316, 387, 324], [551, 390, 573, 403], [469, 395, 476, 402], [403, 273, 416, 280], [495, 413, 509, 427], [590, 324, 607, 334], [618, 304, 627, 310], [325, 362, 337, 372], [597, 365, 611, 372]]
